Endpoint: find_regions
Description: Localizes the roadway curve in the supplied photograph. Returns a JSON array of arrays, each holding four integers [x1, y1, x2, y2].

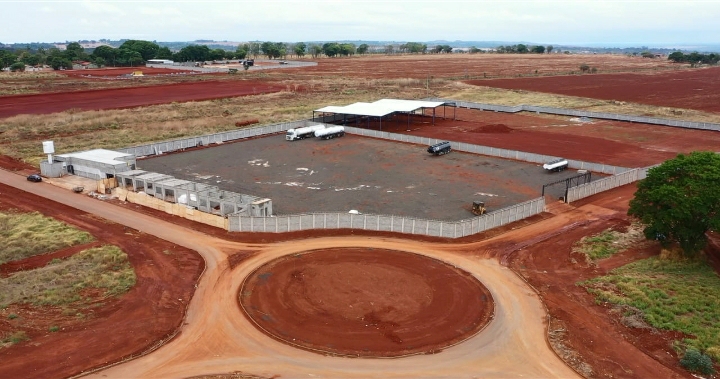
[[1, 170, 583, 379]]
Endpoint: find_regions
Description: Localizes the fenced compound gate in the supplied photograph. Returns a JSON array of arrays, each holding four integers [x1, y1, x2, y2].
[[541, 171, 592, 202]]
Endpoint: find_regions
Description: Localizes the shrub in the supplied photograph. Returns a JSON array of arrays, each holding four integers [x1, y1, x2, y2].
[[49, 325, 60, 332], [7, 313, 18, 320], [680, 348, 714, 375], [705, 346, 720, 362], [3, 331, 29, 344]]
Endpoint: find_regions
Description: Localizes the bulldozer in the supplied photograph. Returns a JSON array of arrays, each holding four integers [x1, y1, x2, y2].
[[471, 201, 487, 216]]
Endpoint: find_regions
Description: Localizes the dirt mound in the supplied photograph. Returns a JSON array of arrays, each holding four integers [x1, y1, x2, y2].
[[0, 155, 36, 171], [470, 123, 514, 133]]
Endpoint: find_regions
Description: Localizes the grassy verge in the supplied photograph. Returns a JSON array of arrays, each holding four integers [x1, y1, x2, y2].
[[580, 257, 720, 360], [0, 210, 94, 264], [0, 245, 136, 307], [572, 223, 645, 260]]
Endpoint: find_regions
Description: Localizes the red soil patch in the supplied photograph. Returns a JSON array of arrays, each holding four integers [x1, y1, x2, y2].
[[364, 108, 720, 167], [240, 248, 493, 357], [282, 54, 678, 79], [467, 66, 720, 113], [470, 123, 514, 133], [0, 80, 283, 118], [0, 155, 36, 171], [0, 183, 205, 379], [504, 184, 691, 378], [63, 67, 198, 77]]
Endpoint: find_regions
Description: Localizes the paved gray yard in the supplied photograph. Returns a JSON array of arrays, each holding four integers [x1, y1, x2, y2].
[[139, 134, 598, 221]]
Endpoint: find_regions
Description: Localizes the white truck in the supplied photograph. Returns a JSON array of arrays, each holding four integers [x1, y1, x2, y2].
[[286, 124, 325, 141], [543, 158, 569, 172], [315, 126, 345, 140]]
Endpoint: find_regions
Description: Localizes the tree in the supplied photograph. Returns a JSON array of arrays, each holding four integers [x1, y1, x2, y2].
[[516, 44, 528, 53], [247, 42, 261, 58], [357, 43, 369, 55], [308, 44, 322, 58], [322, 42, 341, 57], [469, 46, 481, 54], [92, 56, 106, 68], [65, 42, 87, 61], [209, 48, 227, 60], [668, 51, 685, 63], [546, 45, 553, 54], [628, 151, 720, 256], [261, 42, 285, 59], [384, 44, 395, 55], [20, 53, 41, 66], [339, 43, 356, 56], [92, 45, 117, 65], [10, 62, 25, 72], [119, 40, 160, 61], [235, 44, 248, 60], [531, 45, 545, 54], [174, 44, 211, 62], [155, 46, 173, 60], [579, 64, 590, 73], [294, 42, 306, 57]]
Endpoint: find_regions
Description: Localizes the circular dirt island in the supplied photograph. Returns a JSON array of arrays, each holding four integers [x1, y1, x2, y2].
[[239, 248, 494, 357]]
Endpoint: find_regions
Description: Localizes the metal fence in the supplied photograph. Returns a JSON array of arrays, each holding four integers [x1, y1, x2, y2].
[[228, 197, 545, 238], [566, 167, 649, 203], [118, 120, 309, 157], [345, 126, 632, 175], [430, 98, 720, 132]]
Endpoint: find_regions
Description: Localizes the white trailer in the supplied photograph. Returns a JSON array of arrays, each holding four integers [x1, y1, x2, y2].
[[315, 126, 345, 140], [543, 158, 569, 172], [286, 124, 325, 141]]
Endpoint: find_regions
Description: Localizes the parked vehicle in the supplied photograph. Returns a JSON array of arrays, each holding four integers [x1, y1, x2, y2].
[[315, 126, 345, 140], [427, 141, 452, 155], [543, 158, 569, 172], [471, 201, 487, 215], [27, 174, 42, 182], [286, 124, 325, 141]]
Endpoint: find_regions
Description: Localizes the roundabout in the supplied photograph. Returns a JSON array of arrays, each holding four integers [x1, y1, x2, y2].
[[239, 248, 494, 357], [82, 232, 582, 378]]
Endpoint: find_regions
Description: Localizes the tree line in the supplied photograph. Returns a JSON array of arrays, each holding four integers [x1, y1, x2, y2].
[[667, 51, 720, 66], [5, 39, 719, 72]]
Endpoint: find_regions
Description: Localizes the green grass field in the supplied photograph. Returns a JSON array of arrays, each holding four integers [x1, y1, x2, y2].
[[0, 210, 94, 264], [581, 257, 720, 360], [0, 245, 136, 308]]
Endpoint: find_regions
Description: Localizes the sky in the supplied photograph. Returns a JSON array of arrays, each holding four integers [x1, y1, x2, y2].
[[2, 0, 720, 47]]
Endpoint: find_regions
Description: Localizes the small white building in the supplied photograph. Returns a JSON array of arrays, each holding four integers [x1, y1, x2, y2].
[[55, 149, 137, 180]]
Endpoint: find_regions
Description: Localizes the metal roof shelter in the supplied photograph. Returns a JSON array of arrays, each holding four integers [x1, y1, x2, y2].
[[313, 99, 455, 130]]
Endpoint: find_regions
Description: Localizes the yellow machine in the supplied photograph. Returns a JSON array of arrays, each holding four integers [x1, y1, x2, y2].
[[472, 201, 486, 216]]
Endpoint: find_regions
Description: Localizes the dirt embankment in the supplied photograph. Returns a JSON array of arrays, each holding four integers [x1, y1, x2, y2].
[[0, 183, 205, 379]]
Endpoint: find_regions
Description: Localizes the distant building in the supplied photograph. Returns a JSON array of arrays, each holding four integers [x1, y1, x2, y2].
[[146, 59, 174, 65]]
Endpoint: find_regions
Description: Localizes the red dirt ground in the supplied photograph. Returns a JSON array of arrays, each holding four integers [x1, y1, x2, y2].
[[0, 165, 707, 379], [503, 184, 695, 378], [359, 108, 720, 167], [240, 248, 494, 357], [0, 80, 283, 118], [281, 54, 680, 79], [467, 66, 720, 113], [63, 67, 198, 78], [0, 183, 205, 379]]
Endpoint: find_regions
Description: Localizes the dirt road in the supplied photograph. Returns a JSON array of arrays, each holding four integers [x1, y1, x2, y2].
[[2, 170, 585, 378]]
